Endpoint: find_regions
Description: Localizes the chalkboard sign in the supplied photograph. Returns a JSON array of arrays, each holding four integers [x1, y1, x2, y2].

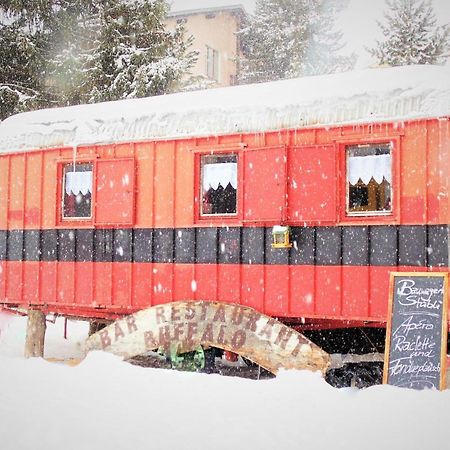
[[383, 273, 448, 390]]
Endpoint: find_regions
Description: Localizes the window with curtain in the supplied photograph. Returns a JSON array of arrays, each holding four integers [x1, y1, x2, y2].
[[201, 154, 237, 216], [346, 144, 392, 214], [62, 162, 93, 219]]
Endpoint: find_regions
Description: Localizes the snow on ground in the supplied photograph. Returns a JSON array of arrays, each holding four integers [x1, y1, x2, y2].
[[1, 312, 449, 450], [0, 312, 88, 360]]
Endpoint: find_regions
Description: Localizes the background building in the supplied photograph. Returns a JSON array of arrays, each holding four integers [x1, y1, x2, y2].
[[165, 4, 246, 88]]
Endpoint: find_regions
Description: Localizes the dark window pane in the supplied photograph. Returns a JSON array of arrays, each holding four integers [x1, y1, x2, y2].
[[349, 183, 368, 208]]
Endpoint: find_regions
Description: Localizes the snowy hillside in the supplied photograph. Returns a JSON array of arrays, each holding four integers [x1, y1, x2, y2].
[[1, 313, 449, 450]]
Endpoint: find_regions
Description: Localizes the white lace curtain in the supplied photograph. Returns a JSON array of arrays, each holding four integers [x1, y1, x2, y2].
[[65, 171, 92, 195], [202, 162, 237, 191], [348, 154, 391, 185]]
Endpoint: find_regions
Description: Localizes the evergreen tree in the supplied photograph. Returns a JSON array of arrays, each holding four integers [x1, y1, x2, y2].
[[238, 0, 355, 84], [0, 1, 51, 120], [369, 0, 450, 66], [38, 1, 98, 106], [0, 0, 196, 120], [0, 1, 96, 117], [0, 21, 40, 120], [86, 0, 196, 102]]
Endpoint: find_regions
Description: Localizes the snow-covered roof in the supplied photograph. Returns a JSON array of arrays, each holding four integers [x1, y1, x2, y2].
[[167, 4, 245, 18], [0, 64, 449, 154], [168, 0, 246, 15]]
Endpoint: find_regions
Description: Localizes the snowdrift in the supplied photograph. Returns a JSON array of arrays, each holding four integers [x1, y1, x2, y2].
[[1, 314, 449, 450]]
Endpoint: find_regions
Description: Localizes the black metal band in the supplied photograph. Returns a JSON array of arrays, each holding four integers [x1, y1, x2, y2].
[[0, 225, 448, 267]]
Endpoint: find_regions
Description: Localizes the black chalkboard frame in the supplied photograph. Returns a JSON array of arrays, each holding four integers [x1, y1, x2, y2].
[[383, 272, 448, 390]]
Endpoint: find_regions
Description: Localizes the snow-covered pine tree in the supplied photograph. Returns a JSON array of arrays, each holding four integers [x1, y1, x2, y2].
[[0, 2, 50, 120], [0, 1, 97, 118], [0, 21, 40, 120], [369, 0, 450, 66], [1, 1, 196, 119], [40, 1, 98, 106], [86, 0, 196, 102], [238, 0, 355, 84]]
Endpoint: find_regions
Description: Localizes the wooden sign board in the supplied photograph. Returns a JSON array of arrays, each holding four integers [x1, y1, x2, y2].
[[383, 273, 448, 390], [85, 301, 330, 375]]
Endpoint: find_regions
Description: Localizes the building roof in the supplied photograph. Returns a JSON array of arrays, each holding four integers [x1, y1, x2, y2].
[[0, 64, 449, 154], [167, 4, 246, 18]]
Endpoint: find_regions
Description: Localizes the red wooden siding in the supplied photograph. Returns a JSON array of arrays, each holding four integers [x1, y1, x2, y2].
[[2, 260, 445, 324], [243, 146, 287, 222], [4, 118, 445, 230], [288, 145, 337, 223], [0, 118, 449, 326], [95, 159, 135, 225], [0, 155, 9, 229]]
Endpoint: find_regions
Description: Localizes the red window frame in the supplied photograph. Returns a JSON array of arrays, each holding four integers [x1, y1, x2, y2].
[[193, 146, 244, 224], [57, 158, 96, 227], [337, 137, 400, 224], [56, 157, 136, 227], [199, 153, 238, 217], [194, 144, 290, 225]]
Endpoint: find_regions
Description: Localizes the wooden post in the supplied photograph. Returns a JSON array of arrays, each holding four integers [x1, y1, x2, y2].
[[24, 310, 47, 358]]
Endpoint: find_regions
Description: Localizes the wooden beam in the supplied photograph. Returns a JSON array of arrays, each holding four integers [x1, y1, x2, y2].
[[24, 310, 46, 358]]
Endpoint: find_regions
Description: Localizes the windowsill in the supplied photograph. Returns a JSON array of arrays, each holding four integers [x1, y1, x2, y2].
[[198, 215, 239, 222], [200, 213, 238, 218], [346, 210, 392, 217], [196, 214, 242, 226], [340, 209, 397, 225], [62, 216, 93, 220], [56, 218, 94, 229]]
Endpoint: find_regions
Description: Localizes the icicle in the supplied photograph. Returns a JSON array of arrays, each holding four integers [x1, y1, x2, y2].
[[72, 144, 78, 171]]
